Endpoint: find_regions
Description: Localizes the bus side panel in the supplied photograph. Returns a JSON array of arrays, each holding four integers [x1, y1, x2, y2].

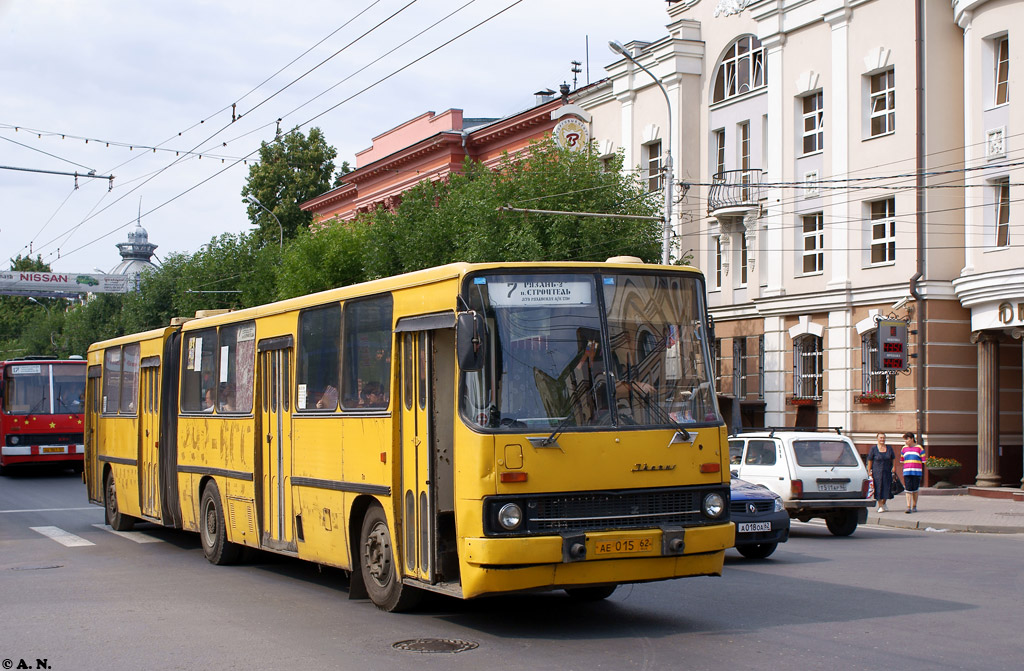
[[291, 416, 351, 568]]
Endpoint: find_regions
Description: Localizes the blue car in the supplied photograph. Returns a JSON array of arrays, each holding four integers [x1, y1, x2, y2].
[[730, 477, 790, 559]]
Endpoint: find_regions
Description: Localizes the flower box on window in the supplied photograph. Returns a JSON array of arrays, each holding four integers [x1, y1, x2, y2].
[[787, 396, 820, 406], [854, 393, 894, 405]]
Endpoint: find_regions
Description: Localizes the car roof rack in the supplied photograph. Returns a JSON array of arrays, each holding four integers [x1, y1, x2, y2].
[[736, 426, 844, 438]]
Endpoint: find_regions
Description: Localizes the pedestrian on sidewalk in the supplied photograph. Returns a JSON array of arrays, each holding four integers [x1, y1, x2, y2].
[[901, 432, 925, 513], [867, 432, 897, 512]]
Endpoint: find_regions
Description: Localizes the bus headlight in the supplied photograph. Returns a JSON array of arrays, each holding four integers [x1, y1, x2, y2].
[[702, 492, 725, 519], [9, 435, 18, 445], [497, 503, 523, 530]]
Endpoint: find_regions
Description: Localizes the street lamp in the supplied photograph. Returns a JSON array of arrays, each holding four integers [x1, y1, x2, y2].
[[28, 296, 51, 316], [609, 40, 674, 265], [245, 195, 284, 249]]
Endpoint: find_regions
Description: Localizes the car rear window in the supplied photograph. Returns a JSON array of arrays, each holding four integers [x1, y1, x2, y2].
[[792, 440, 859, 467]]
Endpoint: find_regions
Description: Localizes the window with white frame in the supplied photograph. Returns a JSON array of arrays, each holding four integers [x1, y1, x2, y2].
[[870, 198, 896, 265], [869, 69, 895, 137], [714, 129, 726, 176], [714, 236, 723, 289], [712, 35, 767, 103], [996, 36, 1009, 106], [793, 334, 822, 399], [740, 121, 751, 200], [645, 141, 663, 192], [861, 330, 894, 395], [739, 234, 748, 286], [802, 212, 824, 274], [996, 178, 1010, 247], [802, 92, 824, 154]]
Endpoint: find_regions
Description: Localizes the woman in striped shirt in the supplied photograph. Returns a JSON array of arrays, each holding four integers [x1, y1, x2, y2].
[[901, 432, 925, 513]]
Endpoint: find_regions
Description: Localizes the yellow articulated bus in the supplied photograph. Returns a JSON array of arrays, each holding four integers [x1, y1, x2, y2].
[[85, 260, 732, 611]]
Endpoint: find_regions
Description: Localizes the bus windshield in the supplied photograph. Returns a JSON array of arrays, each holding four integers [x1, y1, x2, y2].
[[3, 362, 86, 415], [461, 270, 719, 431]]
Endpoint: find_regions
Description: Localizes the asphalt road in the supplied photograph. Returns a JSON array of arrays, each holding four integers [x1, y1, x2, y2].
[[1, 467, 1021, 671]]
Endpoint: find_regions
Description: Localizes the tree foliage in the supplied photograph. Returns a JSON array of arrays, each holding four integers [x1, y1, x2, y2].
[[241, 127, 339, 248]]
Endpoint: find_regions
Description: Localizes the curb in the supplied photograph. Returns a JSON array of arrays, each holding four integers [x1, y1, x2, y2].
[[866, 517, 1024, 534]]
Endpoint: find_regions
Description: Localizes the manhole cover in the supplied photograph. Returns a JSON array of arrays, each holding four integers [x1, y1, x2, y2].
[[393, 638, 479, 654]]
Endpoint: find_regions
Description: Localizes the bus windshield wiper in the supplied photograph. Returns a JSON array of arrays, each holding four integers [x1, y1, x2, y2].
[[621, 377, 691, 442]]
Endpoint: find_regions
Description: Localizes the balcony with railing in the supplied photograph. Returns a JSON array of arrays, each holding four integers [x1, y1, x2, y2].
[[708, 169, 763, 217]]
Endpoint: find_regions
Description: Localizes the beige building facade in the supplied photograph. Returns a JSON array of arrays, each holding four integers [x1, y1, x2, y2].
[[578, 0, 1022, 487]]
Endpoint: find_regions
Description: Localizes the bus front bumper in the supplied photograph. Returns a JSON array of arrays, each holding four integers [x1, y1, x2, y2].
[[458, 523, 734, 598]]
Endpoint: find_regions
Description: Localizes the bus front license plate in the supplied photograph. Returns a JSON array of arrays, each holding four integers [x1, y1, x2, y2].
[[593, 536, 654, 556], [42, 447, 64, 454]]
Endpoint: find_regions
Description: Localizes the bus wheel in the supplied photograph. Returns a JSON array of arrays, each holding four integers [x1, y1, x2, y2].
[[359, 503, 420, 612], [104, 470, 134, 531], [199, 481, 240, 565], [564, 585, 617, 601]]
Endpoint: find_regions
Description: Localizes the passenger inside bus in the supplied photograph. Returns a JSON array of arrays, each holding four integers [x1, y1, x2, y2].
[[316, 385, 338, 409], [359, 381, 385, 408], [202, 387, 215, 412]]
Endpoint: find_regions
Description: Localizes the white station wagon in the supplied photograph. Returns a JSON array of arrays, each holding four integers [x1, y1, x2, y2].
[[728, 428, 872, 536]]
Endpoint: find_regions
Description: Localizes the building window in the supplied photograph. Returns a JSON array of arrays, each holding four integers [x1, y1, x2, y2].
[[712, 35, 767, 103], [793, 335, 822, 399], [802, 212, 824, 274], [861, 330, 894, 395], [714, 236, 723, 289], [870, 198, 896, 265], [739, 121, 751, 200], [869, 69, 895, 137], [802, 92, 824, 154], [996, 36, 1009, 106], [739, 235, 748, 286], [714, 338, 725, 394], [996, 179, 1010, 247], [714, 129, 726, 176], [645, 141, 663, 192]]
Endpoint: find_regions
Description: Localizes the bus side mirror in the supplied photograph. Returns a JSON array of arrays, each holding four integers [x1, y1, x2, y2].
[[457, 311, 487, 372]]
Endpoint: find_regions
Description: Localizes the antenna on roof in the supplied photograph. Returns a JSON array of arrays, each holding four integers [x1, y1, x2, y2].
[[571, 60, 582, 89]]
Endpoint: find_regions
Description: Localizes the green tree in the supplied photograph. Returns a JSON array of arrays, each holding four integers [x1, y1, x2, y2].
[[241, 127, 338, 248], [0, 254, 56, 358]]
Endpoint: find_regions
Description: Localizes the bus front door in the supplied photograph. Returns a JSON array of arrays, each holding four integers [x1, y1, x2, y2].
[[139, 362, 161, 519], [399, 327, 457, 586], [258, 343, 295, 552], [85, 366, 102, 504]]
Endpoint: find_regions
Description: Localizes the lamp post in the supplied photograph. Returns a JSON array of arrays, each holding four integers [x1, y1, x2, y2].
[[609, 40, 674, 265], [245, 195, 283, 249], [28, 296, 51, 316]]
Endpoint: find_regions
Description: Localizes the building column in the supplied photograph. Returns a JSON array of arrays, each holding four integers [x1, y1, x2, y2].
[[825, 7, 852, 290], [761, 33, 785, 298], [972, 331, 1001, 487]]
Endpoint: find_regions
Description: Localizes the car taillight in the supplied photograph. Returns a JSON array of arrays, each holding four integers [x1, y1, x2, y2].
[[861, 479, 870, 497], [791, 479, 803, 498]]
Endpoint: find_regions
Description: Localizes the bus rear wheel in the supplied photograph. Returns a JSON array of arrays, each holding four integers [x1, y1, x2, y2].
[[104, 469, 135, 531], [199, 481, 240, 565], [360, 503, 420, 612]]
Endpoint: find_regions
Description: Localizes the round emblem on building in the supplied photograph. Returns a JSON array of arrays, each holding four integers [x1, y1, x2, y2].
[[553, 117, 589, 152]]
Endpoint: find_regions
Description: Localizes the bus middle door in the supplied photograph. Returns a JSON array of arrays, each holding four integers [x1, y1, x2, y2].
[[138, 359, 161, 519], [258, 338, 295, 552], [400, 331, 433, 583]]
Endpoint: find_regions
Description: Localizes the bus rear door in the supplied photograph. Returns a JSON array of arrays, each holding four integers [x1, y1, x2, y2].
[[139, 358, 161, 519], [258, 338, 295, 552]]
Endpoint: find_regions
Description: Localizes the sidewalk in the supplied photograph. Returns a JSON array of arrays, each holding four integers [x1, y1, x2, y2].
[[864, 487, 1024, 533]]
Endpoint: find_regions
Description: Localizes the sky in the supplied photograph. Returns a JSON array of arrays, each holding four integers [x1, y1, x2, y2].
[[0, 0, 673, 274]]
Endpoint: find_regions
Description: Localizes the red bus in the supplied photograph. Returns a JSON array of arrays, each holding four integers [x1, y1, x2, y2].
[[0, 356, 87, 474]]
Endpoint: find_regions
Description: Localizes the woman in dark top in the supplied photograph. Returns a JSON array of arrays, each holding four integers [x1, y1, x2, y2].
[[867, 432, 896, 512]]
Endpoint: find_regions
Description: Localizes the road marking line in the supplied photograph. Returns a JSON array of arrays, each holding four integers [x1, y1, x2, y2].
[[0, 507, 96, 514], [92, 524, 163, 543], [29, 526, 95, 547]]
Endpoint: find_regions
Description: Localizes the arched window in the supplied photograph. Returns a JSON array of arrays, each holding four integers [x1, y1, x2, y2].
[[793, 334, 822, 399], [712, 36, 767, 103]]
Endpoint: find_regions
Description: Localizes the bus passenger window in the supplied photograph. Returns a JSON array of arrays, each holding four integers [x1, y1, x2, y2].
[[341, 296, 393, 411], [297, 305, 341, 411], [180, 329, 217, 413], [218, 322, 255, 414]]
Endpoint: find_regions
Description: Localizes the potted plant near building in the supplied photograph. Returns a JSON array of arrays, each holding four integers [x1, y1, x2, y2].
[[854, 391, 893, 405], [925, 456, 961, 489]]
